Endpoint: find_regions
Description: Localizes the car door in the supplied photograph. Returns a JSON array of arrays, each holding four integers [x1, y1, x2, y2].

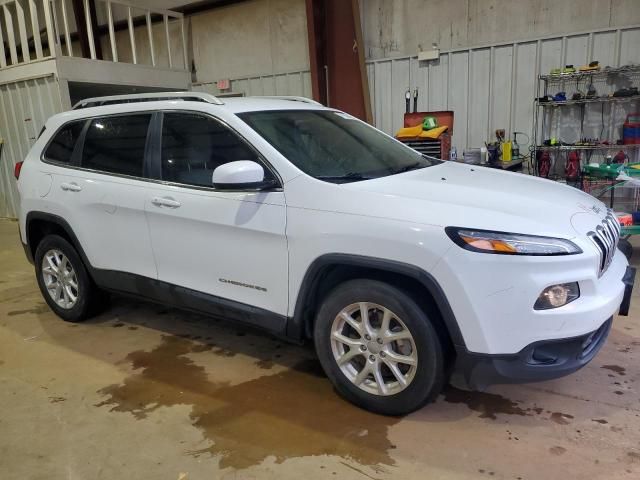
[[143, 111, 289, 319], [45, 113, 157, 279]]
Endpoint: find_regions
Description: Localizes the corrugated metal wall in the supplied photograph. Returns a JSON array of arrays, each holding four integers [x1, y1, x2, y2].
[[366, 25, 640, 153], [193, 69, 312, 98], [0, 75, 64, 218]]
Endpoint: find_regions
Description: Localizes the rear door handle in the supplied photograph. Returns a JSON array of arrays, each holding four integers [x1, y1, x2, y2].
[[151, 196, 181, 208], [60, 182, 82, 192]]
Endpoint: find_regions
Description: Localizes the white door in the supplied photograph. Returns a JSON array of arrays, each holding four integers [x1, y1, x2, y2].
[[46, 114, 157, 279], [144, 112, 288, 317]]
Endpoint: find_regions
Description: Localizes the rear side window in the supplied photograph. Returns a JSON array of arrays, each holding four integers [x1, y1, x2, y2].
[[160, 112, 260, 188], [43, 121, 84, 164], [81, 114, 151, 177]]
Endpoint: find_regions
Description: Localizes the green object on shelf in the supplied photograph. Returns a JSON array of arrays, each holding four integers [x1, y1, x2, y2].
[[582, 163, 623, 179], [582, 163, 640, 179], [621, 225, 640, 236], [422, 116, 437, 130]]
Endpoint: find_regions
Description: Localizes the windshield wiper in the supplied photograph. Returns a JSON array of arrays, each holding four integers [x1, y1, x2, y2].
[[316, 172, 372, 183], [390, 161, 429, 175]]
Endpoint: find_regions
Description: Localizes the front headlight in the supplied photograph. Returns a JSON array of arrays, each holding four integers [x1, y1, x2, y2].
[[445, 227, 582, 256]]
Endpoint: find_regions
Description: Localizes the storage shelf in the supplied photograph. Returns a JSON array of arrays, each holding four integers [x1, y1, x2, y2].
[[539, 64, 640, 82], [537, 94, 640, 107], [536, 144, 640, 151]]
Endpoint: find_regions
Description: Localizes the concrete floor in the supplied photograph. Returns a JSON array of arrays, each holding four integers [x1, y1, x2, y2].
[[0, 218, 639, 480]]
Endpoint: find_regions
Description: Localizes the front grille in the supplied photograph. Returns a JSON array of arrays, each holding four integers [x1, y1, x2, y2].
[[587, 210, 620, 277]]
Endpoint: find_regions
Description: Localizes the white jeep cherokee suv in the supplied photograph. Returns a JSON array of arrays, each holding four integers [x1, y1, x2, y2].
[[16, 92, 634, 415]]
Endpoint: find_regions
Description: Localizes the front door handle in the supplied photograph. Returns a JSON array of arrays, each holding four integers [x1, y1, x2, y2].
[[60, 182, 82, 192], [151, 196, 181, 208]]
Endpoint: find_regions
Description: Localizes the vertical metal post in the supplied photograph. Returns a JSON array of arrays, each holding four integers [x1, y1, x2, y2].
[[127, 6, 136, 64], [48, 0, 62, 57], [3, 5, 19, 65], [107, 1, 117, 61], [60, 0, 73, 56], [0, 11, 6, 67], [180, 16, 187, 70], [164, 14, 172, 68], [83, 0, 96, 59], [29, 0, 43, 58], [146, 11, 155, 66], [15, 1, 30, 62]]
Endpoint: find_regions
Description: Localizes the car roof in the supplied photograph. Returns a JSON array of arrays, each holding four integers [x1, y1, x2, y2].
[[221, 97, 327, 113], [45, 95, 330, 129]]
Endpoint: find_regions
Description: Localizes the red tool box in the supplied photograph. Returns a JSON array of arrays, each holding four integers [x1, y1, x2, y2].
[[396, 111, 454, 160]]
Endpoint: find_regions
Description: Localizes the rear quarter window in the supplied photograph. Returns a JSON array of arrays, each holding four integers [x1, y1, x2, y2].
[[80, 114, 151, 177], [43, 120, 85, 164]]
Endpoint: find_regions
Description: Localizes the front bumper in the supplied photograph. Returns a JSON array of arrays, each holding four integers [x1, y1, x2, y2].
[[456, 317, 612, 390], [456, 264, 634, 389], [432, 237, 630, 354]]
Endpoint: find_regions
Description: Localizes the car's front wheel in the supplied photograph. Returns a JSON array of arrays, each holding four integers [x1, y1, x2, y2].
[[314, 279, 445, 415], [34, 234, 105, 322]]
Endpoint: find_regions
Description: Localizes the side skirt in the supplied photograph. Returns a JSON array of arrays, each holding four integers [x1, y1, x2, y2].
[[91, 269, 289, 336]]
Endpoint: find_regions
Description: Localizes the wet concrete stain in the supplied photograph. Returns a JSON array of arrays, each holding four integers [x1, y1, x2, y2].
[[614, 391, 625, 395], [7, 303, 49, 316], [95, 335, 398, 469], [339, 461, 383, 479], [255, 359, 275, 369], [441, 387, 528, 420], [477, 469, 496, 476], [601, 365, 626, 376], [592, 419, 608, 424], [550, 412, 574, 425], [549, 446, 567, 456]]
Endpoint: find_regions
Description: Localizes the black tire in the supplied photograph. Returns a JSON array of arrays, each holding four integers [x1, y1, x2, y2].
[[34, 234, 105, 322], [618, 238, 633, 261], [314, 279, 445, 415]]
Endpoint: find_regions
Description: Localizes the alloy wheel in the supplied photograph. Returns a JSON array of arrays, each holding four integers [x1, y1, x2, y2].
[[330, 302, 418, 396], [41, 249, 79, 309]]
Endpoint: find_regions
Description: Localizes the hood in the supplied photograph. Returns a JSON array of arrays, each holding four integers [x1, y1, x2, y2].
[[337, 162, 607, 238]]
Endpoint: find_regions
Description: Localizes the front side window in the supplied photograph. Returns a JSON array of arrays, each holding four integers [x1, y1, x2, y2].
[[81, 114, 151, 177], [239, 110, 440, 183], [160, 112, 262, 188], [43, 120, 85, 164]]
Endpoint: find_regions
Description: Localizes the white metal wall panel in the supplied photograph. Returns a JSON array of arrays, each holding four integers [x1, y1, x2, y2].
[[448, 51, 468, 150], [468, 49, 490, 147], [193, 70, 312, 99], [0, 75, 63, 218], [366, 25, 640, 155]]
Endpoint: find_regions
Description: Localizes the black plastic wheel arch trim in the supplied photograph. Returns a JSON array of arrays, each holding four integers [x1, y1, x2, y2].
[[289, 253, 466, 347], [25, 212, 94, 272]]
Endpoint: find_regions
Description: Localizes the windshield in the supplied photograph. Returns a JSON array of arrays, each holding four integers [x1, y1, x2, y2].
[[238, 110, 441, 183]]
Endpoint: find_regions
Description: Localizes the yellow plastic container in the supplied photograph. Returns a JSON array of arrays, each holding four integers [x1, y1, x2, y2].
[[501, 141, 512, 162]]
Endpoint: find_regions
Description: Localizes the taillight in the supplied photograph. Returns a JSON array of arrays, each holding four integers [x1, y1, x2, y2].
[[14, 161, 23, 180]]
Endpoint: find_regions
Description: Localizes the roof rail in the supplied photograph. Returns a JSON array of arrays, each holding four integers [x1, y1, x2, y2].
[[252, 96, 322, 106], [72, 92, 224, 110]]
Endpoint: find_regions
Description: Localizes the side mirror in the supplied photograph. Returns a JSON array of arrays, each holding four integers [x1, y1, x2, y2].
[[212, 161, 274, 190]]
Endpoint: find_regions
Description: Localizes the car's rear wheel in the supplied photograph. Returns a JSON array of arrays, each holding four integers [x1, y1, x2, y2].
[[314, 279, 445, 415], [35, 234, 105, 322]]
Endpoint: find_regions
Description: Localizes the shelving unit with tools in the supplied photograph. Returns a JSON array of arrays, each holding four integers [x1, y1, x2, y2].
[[532, 64, 640, 183]]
